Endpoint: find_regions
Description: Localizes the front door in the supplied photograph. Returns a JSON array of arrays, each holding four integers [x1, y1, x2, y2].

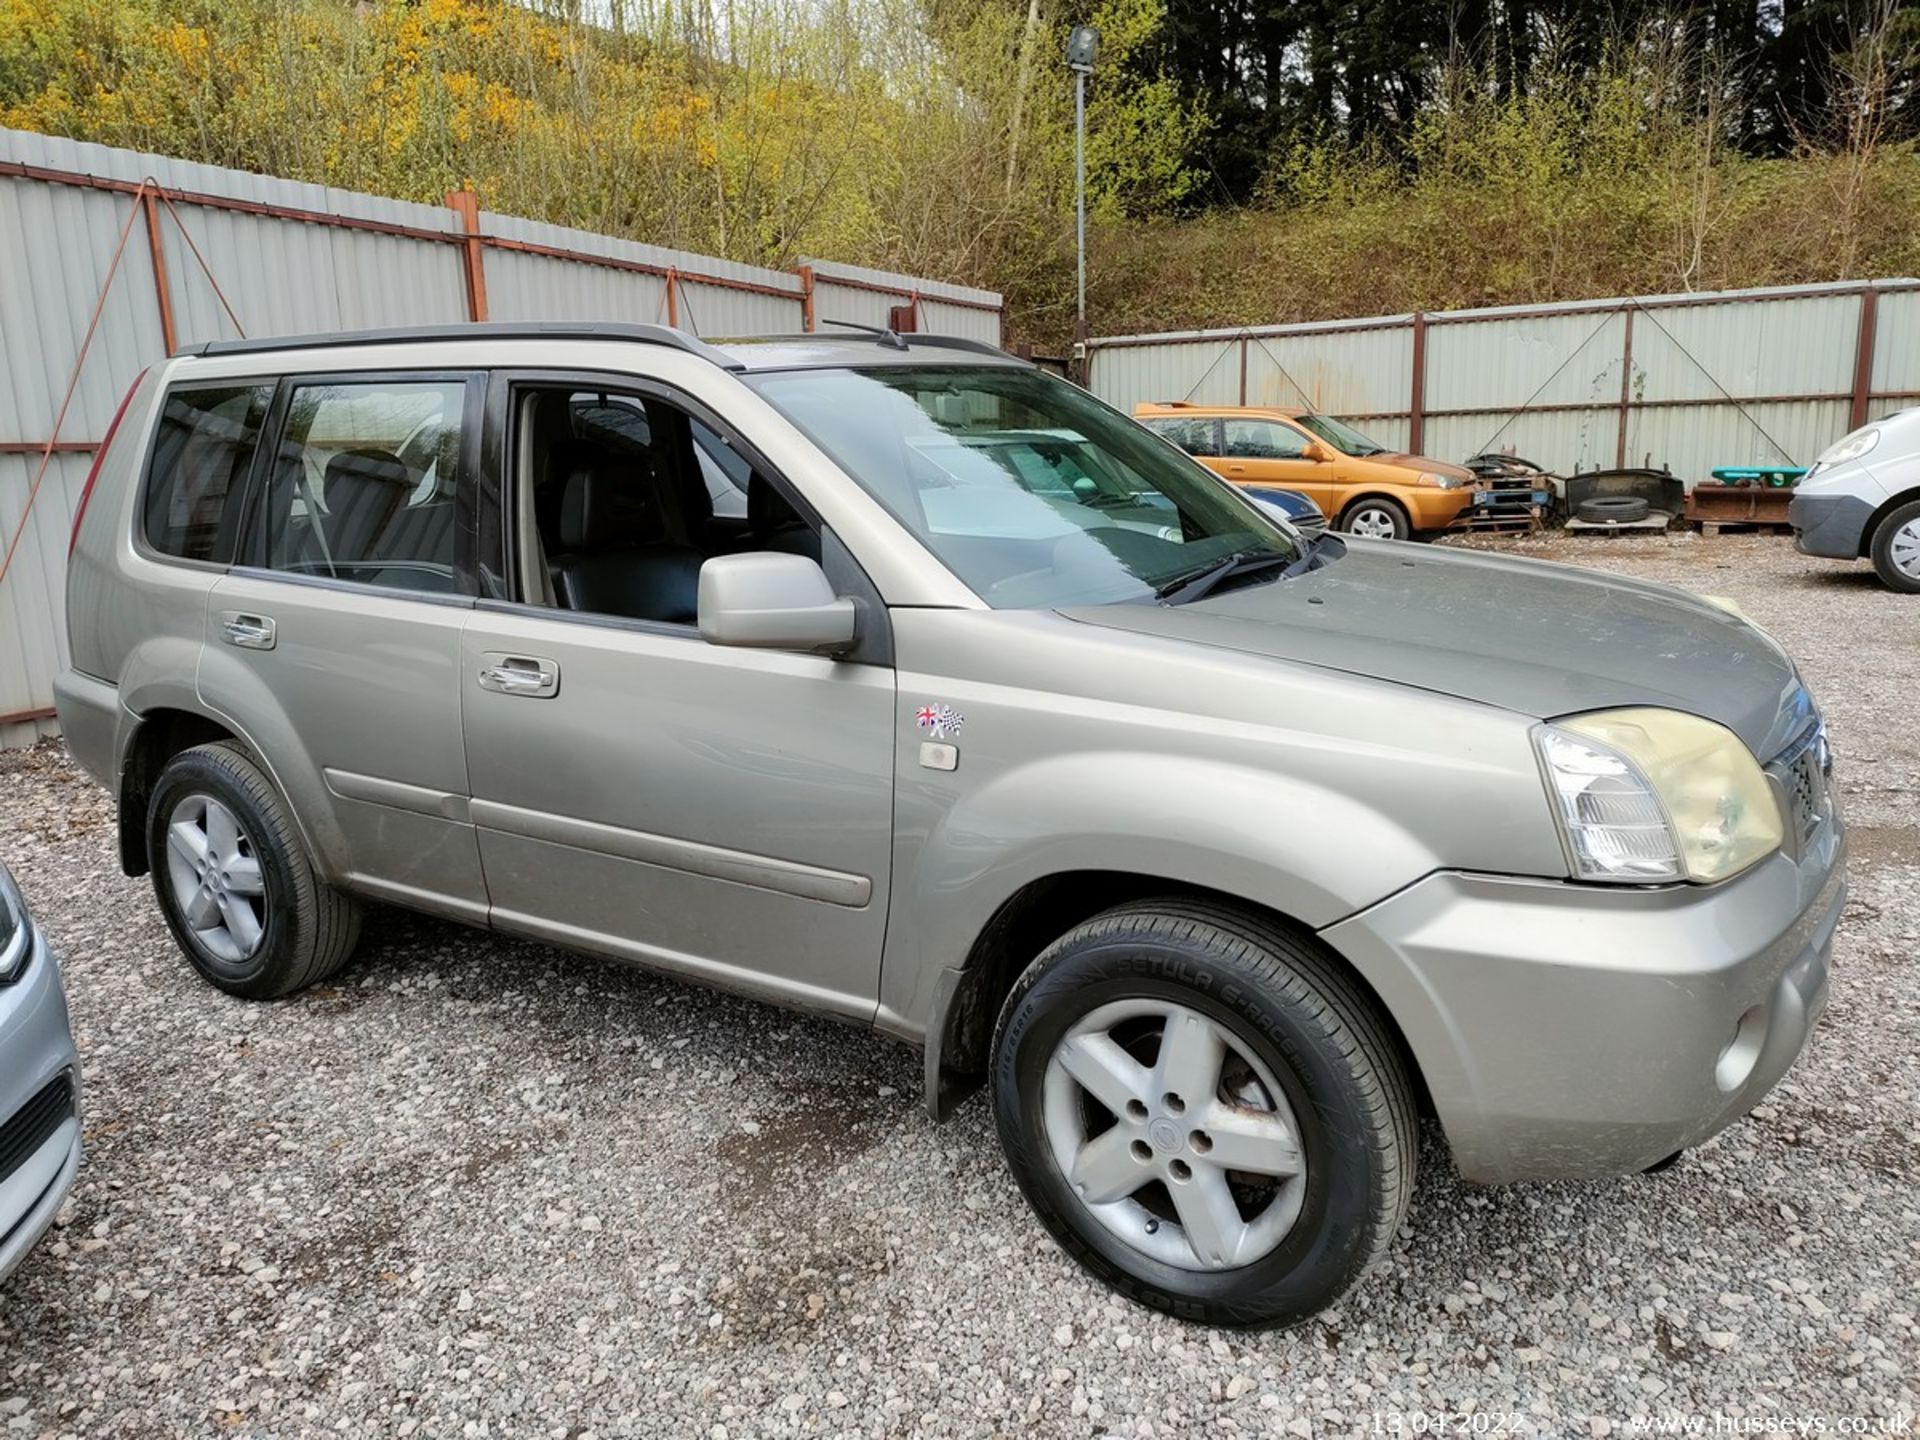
[[1217, 418, 1332, 512], [205, 371, 488, 922], [459, 374, 897, 1019]]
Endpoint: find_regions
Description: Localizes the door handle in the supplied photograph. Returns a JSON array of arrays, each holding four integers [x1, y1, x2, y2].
[[1226, 463, 1248, 475], [219, 612, 276, 650], [477, 653, 559, 698]]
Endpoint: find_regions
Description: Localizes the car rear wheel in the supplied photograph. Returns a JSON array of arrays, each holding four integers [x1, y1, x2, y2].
[[147, 741, 362, 999], [1339, 497, 1410, 540], [991, 900, 1416, 1328], [1868, 500, 1920, 593]]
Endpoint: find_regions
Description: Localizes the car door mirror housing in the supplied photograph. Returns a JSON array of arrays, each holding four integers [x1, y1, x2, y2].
[[1303, 441, 1335, 462], [698, 552, 858, 655]]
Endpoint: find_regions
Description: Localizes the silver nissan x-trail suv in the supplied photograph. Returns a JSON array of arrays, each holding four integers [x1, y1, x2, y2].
[[57, 323, 1844, 1327]]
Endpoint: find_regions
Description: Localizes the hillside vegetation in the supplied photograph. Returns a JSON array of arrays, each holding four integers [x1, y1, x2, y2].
[[2, 0, 1916, 347]]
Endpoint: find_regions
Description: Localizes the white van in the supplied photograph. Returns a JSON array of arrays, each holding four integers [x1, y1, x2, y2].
[[1790, 407, 1920, 592]]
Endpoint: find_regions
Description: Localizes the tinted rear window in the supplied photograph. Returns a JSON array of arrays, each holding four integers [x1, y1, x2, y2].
[[1143, 416, 1218, 456], [142, 384, 272, 562]]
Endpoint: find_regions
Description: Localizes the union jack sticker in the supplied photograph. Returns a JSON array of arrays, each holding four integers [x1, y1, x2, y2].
[[915, 703, 965, 739]]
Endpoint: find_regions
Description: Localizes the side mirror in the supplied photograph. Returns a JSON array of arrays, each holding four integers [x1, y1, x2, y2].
[[698, 552, 857, 655], [1303, 441, 1335, 463]]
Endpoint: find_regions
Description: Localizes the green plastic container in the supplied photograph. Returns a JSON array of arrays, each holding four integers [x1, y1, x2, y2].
[[1709, 465, 1808, 489]]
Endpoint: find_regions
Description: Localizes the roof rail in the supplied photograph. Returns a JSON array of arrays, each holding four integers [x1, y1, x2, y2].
[[901, 334, 1024, 361], [184, 321, 744, 370]]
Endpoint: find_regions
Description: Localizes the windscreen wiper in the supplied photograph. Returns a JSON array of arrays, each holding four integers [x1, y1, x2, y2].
[[1155, 548, 1295, 606]]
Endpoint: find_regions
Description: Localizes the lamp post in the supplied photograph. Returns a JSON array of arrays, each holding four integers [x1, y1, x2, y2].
[[1066, 25, 1097, 367]]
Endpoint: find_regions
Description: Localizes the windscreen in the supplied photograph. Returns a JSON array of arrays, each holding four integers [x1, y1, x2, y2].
[[1293, 413, 1388, 456], [744, 365, 1303, 607]]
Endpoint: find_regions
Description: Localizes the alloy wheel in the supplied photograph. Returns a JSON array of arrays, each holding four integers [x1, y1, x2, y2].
[[1347, 506, 1399, 539], [164, 794, 267, 963], [1041, 999, 1307, 1271]]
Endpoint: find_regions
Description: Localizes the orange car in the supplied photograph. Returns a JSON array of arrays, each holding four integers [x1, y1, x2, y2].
[[1134, 403, 1481, 539]]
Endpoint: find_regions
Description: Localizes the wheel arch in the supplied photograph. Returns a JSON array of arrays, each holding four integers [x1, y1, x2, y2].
[[118, 708, 243, 875], [923, 871, 1432, 1127], [1859, 485, 1920, 558], [117, 702, 341, 885], [1336, 492, 1411, 527]]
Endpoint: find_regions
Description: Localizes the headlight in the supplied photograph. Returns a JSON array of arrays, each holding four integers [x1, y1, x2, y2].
[[1416, 472, 1464, 490], [1818, 426, 1879, 466], [0, 859, 27, 985], [1534, 708, 1783, 884]]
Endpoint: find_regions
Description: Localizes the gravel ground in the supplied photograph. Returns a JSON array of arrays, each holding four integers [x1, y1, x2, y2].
[[1, 532, 1915, 1439]]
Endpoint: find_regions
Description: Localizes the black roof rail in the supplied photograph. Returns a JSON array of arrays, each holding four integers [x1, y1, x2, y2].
[[184, 321, 745, 370], [899, 334, 1024, 361]]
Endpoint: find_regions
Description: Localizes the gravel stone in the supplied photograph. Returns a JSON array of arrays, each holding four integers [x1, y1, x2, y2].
[[0, 533, 1914, 1437]]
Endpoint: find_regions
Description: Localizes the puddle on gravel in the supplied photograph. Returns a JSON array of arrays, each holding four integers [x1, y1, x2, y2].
[[715, 1088, 885, 1211]]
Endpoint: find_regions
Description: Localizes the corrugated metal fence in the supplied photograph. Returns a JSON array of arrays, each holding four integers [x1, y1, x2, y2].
[[0, 127, 1001, 746], [1088, 280, 1920, 480]]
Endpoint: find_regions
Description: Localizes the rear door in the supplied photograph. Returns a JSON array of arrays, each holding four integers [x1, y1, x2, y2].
[[458, 368, 897, 1020], [202, 371, 488, 922]]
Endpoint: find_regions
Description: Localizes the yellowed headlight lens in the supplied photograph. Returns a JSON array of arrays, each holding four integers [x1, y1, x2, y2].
[[1559, 708, 1783, 883]]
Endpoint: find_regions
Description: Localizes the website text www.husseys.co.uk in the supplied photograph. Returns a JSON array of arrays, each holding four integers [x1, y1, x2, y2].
[[1630, 1413, 1913, 1437]]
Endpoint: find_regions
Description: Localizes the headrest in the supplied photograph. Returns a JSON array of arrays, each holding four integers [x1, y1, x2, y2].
[[323, 448, 413, 507], [560, 457, 662, 551]]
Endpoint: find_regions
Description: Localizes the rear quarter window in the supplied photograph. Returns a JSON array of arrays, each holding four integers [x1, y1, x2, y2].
[[1143, 416, 1219, 457], [142, 384, 273, 563]]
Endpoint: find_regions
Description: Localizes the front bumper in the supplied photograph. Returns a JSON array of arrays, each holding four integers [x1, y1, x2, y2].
[[1322, 817, 1844, 1183], [1789, 491, 1874, 560], [1403, 488, 1477, 530], [0, 927, 83, 1284]]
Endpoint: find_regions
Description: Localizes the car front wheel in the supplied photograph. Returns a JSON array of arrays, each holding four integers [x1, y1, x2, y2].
[[1868, 499, 1920, 593], [1339, 497, 1411, 540], [147, 740, 362, 999], [991, 900, 1415, 1328]]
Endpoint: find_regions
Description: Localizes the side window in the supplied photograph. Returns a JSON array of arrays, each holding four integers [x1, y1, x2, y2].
[[1144, 416, 1217, 457], [517, 382, 820, 626], [142, 384, 272, 563], [249, 379, 471, 594], [1222, 419, 1308, 460], [570, 393, 651, 454]]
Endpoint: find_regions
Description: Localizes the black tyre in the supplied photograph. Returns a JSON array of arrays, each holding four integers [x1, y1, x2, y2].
[[1868, 499, 1920, 594], [1338, 496, 1411, 540], [1575, 495, 1651, 523], [146, 741, 362, 999], [991, 901, 1415, 1328]]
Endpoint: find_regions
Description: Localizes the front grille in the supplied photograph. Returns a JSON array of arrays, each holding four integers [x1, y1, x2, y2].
[[1770, 722, 1832, 849], [0, 1072, 75, 1187]]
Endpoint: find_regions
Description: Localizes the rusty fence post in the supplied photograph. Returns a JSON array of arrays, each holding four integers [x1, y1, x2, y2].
[[1851, 285, 1879, 430], [796, 264, 816, 332], [141, 189, 177, 354], [445, 188, 489, 322]]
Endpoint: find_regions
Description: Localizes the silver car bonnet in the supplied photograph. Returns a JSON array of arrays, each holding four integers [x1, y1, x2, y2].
[[1061, 540, 1806, 757]]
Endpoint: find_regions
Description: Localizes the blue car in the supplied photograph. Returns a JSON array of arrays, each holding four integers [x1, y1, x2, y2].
[[1242, 485, 1327, 536]]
